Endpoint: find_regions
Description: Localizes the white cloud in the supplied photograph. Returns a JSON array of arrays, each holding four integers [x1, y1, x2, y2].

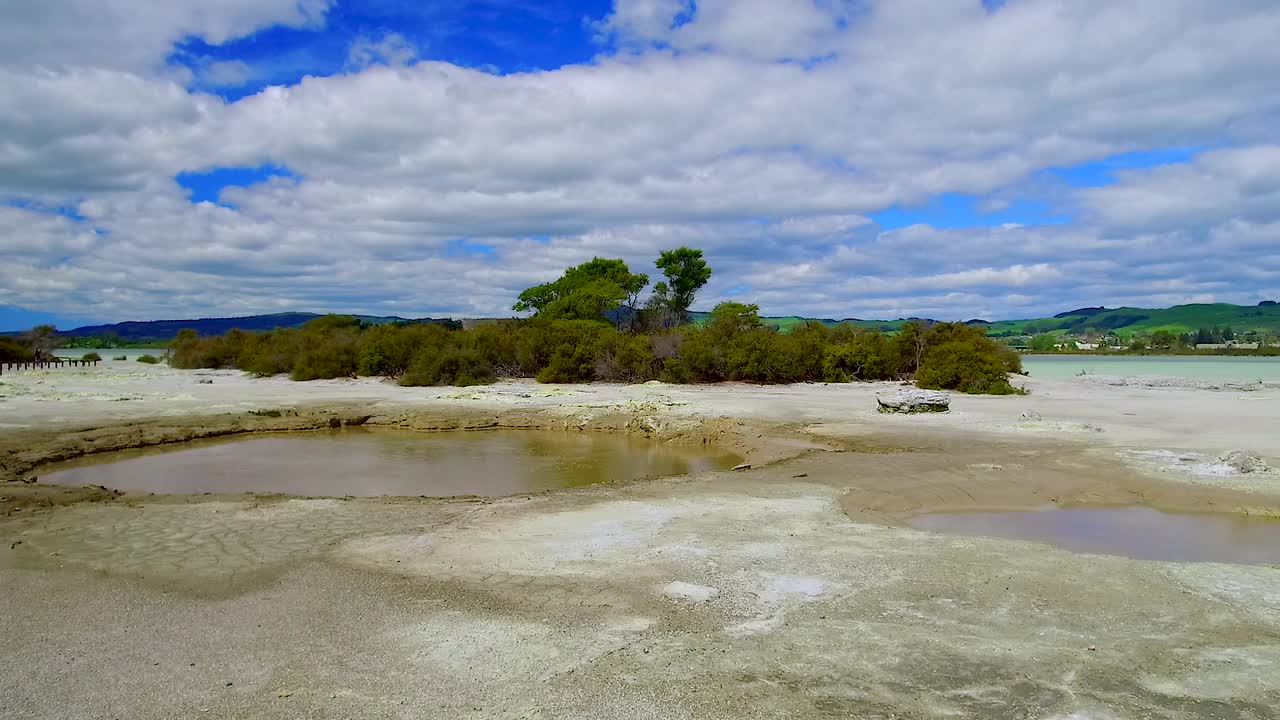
[[1080, 145, 1280, 230], [2, 0, 1280, 322], [601, 0, 852, 61], [0, 0, 332, 73], [347, 33, 419, 70]]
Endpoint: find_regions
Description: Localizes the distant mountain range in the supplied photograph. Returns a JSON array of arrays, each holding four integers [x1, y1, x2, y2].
[[32, 312, 460, 342], [7, 301, 1279, 342]]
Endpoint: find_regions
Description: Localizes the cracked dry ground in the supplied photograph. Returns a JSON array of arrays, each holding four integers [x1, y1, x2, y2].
[[3, 447, 1280, 719]]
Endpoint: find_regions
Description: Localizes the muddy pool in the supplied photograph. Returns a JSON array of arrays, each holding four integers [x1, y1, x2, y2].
[[909, 505, 1280, 565], [37, 428, 741, 497]]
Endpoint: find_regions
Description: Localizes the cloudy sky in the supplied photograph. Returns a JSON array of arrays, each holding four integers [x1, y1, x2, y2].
[[3, 0, 1279, 330]]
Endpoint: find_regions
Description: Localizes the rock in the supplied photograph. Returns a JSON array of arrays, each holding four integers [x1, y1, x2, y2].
[[1020, 409, 1042, 422], [196, 378, 213, 384], [732, 463, 752, 471], [1220, 450, 1268, 474], [876, 389, 950, 414]]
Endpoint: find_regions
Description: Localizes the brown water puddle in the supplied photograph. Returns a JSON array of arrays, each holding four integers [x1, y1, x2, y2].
[[908, 506, 1280, 565], [38, 428, 741, 497]]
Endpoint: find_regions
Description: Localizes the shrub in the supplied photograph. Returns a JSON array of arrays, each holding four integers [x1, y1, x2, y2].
[[169, 328, 242, 369], [357, 323, 451, 377], [594, 333, 660, 382], [916, 338, 1017, 394], [80, 352, 102, 362], [0, 337, 34, 363], [112, 355, 127, 361], [538, 342, 602, 383], [400, 348, 495, 387], [291, 333, 358, 380], [672, 326, 727, 381], [823, 331, 896, 382], [137, 354, 161, 364], [145, 300, 1022, 392], [238, 329, 301, 376], [724, 328, 781, 382], [461, 321, 524, 376]]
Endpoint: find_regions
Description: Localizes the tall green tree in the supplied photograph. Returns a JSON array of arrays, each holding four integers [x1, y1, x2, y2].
[[514, 257, 648, 324], [653, 247, 711, 325]]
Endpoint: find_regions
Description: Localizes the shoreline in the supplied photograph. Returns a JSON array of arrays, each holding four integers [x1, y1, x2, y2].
[[4, 363, 1279, 517]]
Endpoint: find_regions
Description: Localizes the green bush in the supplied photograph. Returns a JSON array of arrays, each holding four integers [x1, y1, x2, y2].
[[169, 328, 247, 369], [594, 333, 661, 382], [112, 355, 127, 361], [0, 337, 34, 363], [462, 321, 524, 375], [137, 354, 161, 364], [823, 331, 896, 382], [400, 348, 495, 387], [80, 352, 102, 362], [146, 303, 1021, 393], [917, 341, 1016, 394], [291, 334, 358, 381]]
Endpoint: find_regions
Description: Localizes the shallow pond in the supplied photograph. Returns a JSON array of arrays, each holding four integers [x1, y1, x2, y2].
[[39, 429, 741, 497], [1021, 354, 1280, 383], [908, 506, 1280, 565]]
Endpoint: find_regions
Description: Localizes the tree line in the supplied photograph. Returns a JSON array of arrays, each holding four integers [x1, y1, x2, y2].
[[166, 248, 1025, 394]]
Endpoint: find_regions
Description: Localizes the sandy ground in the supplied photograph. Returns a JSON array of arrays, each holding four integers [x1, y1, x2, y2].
[[2, 360, 1280, 719]]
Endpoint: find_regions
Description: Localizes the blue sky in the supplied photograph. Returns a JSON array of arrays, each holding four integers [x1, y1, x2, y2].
[[2, 0, 1279, 330], [173, 1, 616, 99]]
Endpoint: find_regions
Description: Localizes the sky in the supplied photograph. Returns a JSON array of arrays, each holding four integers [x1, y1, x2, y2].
[[2, 0, 1279, 331]]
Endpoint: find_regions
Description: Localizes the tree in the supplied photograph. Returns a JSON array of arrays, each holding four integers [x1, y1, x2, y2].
[[706, 302, 762, 335], [892, 321, 929, 376], [653, 247, 711, 325], [1028, 333, 1059, 352], [24, 324, 58, 360], [514, 257, 648, 324]]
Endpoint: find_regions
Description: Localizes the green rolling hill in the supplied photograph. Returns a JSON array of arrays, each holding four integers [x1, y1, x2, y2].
[[695, 301, 1280, 337], [981, 302, 1280, 337]]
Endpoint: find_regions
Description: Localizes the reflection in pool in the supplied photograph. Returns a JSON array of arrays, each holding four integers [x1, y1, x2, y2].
[[908, 506, 1280, 565], [39, 429, 741, 498]]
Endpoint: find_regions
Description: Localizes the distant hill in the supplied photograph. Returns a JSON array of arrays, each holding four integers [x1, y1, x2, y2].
[[1052, 306, 1108, 319], [43, 312, 460, 342], [8, 301, 1279, 343], [695, 302, 1280, 337], [984, 302, 1280, 337]]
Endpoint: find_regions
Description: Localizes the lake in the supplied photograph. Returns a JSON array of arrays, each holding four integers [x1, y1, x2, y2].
[[1021, 354, 1280, 383]]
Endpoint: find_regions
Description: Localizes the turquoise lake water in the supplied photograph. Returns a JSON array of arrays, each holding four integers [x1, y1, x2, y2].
[[1021, 355, 1280, 383]]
